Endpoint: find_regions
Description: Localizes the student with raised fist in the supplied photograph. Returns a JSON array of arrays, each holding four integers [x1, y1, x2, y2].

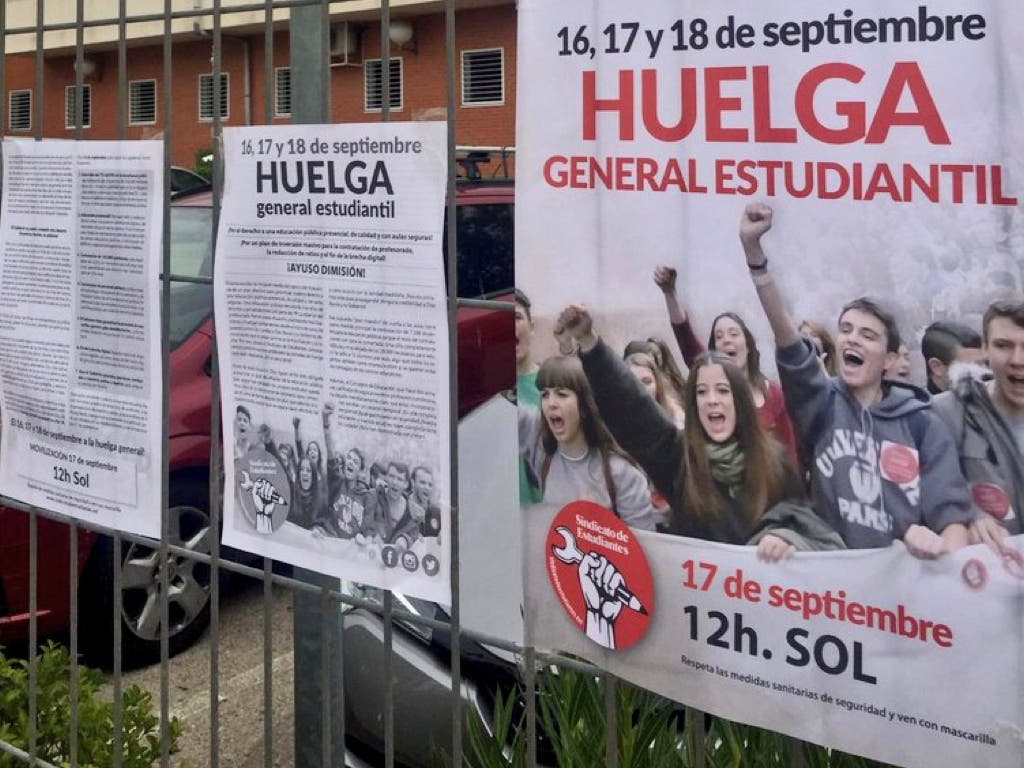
[[737, 202, 975, 559]]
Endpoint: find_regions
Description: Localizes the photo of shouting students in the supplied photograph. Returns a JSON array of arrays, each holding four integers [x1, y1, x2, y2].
[[513, 201, 1024, 565], [737, 203, 979, 558], [552, 305, 842, 560], [933, 300, 1024, 547], [518, 355, 657, 532], [653, 264, 800, 467], [231, 401, 444, 566]]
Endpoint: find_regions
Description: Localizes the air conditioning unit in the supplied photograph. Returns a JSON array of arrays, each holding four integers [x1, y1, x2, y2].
[[330, 22, 361, 64]]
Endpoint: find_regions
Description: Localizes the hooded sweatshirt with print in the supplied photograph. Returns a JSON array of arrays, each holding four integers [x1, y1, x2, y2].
[[932, 363, 1023, 535], [776, 338, 975, 548]]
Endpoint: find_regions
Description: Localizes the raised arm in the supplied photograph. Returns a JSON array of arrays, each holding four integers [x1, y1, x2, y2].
[[322, 403, 337, 463], [654, 265, 705, 367], [292, 416, 304, 460], [739, 203, 801, 349], [554, 305, 683, 496]]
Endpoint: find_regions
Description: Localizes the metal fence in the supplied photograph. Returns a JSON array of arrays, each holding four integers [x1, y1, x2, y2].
[[0, 2, 812, 767]]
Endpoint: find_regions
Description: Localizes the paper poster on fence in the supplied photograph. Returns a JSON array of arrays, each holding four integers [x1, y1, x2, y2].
[[516, 0, 1024, 764], [0, 139, 164, 538], [215, 123, 451, 602], [524, 505, 1024, 768]]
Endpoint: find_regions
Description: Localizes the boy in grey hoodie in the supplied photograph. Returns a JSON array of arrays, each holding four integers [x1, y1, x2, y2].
[[932, 301, 1024, 550], [738, 203, 975, 558]]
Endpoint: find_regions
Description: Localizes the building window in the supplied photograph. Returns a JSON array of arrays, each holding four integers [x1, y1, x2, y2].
[[129, 79, 157, 125], [198, 73, 229, 121], [8, 90, 31, 131], [461, 48, 504, 106], [275, 67, 291, 117], [364, 58, 402, 112], [64, 85, 92, 129]]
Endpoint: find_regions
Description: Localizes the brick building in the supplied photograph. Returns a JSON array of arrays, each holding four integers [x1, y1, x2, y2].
[[2, 0, 516, 170]]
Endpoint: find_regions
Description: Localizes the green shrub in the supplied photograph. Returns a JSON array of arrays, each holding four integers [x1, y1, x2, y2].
[[449, 665, 893, 768], [0, 642, 181, 767]]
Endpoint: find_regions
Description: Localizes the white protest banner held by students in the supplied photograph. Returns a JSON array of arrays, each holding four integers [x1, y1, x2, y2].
[[525, 504, 1024, 768]]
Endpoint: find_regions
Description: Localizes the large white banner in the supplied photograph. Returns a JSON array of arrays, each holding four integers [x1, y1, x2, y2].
[[215, 123, 451, 602], [517, 0, 1022, 361], [524, 504, 1024, 768], [516, 1, 1024, 764], [0, 139, 163, 538]]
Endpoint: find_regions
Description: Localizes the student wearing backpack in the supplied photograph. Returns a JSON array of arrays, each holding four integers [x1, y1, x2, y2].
[[932, 301, 1024, 551], [738, 203, 975, 558]]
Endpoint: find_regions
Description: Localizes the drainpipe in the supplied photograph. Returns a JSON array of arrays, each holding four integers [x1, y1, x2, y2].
[[227, 35, 252, 125], [194, 0, 251, 125]]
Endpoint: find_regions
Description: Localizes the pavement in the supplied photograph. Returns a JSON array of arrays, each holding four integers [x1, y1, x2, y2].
[[118, 578, 297, 767]]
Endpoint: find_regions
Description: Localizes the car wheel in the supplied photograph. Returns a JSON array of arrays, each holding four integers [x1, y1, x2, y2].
[[81, 475, 214, 668]]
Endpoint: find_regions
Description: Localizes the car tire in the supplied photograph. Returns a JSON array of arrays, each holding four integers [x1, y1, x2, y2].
[[80, 473, 214, 668]]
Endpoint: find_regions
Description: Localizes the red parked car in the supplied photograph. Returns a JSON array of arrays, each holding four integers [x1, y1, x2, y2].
[[0, 173, 515, 665]]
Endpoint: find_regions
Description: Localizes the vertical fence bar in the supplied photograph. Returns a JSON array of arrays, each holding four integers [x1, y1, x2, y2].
[[377, 4, 398, 768], [28, 3, 44, 763], [691, 707, 706, 768], [443, 0, 463, 764], [159, 0, 174, 765], [289, 4, 340, 764], [604, 675, 618, 768], [209, 1, 225, 765], [68, 2, 88, 763], [28, 514, 37, 764], [113, 5, 128, 766], [789, 738, 807, 768], [320, 588, 331, 767], [524, 646, 537, 768], [0, 0, 4, 174], [261, 6, 276, 767]]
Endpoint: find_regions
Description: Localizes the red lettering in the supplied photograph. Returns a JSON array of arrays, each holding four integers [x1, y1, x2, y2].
[[543, 156, 568, 187], [992, 165, 1019, 205], [795, 63, 866, 144], [941, 163, 972, 203], [752, 66, 797, 143], [715, 158, 737, 194], [641, 68, 697, 141], [662, 159, 686, 191], [863, 163, 902, 201], [865, 62, 950, 144], [705, 66, 748, 142], [933, 623, 953, 648], [582, 70, 634, 141], [614, 156, 634, 190], [636, 157, 660, 191], [735, 160, 758, 195], [783, 588, 802, 612]]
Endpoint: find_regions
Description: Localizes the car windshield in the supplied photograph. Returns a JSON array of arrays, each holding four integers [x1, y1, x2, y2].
[[169, 205, 213, 351]]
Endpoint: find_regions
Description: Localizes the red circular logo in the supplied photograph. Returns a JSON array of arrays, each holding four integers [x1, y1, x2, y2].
[[961, 559, 988, 591], [880, 444, 919, 484], [972, 483, 1010, 519], [545, 500, 654, 651]]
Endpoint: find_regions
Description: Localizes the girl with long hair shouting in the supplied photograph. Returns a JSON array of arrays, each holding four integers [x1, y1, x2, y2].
[[519, 354, 656, 531]]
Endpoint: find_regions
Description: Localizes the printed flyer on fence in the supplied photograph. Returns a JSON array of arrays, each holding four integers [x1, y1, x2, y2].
[[516, 0, 1023, 765], [215, 122, 451, 602], [0, 139, 163, 538]]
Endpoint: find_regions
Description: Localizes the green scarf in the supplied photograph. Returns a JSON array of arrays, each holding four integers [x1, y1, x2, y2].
[[706, 439, 745, 498]]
